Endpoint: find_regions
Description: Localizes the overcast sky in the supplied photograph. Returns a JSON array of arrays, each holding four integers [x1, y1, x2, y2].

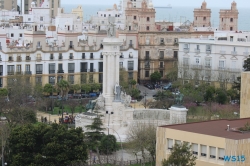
[[61, 0, 249, 8]]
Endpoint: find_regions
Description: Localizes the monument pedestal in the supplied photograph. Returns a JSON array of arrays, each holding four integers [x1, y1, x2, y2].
[[169, 105, 188, 124]]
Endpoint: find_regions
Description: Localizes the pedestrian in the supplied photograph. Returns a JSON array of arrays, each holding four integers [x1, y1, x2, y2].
[[93, 155, 96, 164]]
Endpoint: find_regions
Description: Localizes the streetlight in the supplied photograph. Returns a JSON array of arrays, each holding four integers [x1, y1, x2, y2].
[[142, 90, 148, 109], [106, 127, 123, 166], [50, 76, 56, 113]]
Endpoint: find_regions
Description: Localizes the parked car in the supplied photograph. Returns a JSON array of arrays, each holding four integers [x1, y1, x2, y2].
[[82, 94, 90, 98], [67, 94, 73, 99], [73, 94, 81, 99], [163, 83, 172, 90], [89, 93, 97, 98]]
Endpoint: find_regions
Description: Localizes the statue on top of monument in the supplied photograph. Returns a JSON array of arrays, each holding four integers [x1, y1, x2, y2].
[[107, 17, 116, 37], [114, 82, 121, 102], [174, 93, 184, 106]]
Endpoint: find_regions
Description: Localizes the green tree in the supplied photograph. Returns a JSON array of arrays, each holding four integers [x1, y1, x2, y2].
[[150, 71, 162, 83], [57, 80, 70, 99], [43, 83, 55, 95], [71, 84, 81, 94], [131, 89, 140, 99], [7, 123, 88, 166], [162, 142, 196, 166], [91, 83, 101, 91], [99, 135, 118, 154], [0, 88, 8, 97], [166, 70, 178, 82], [85, 114, 105, 165], [81, 84, 92, 94], [216, 88, 228, 104], [204, 86, 216, 101]]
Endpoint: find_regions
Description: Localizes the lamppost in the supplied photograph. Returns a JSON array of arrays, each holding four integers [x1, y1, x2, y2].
[[106, 111, 113, 164], [50, 77, 55, 113], [106, 127, 123, 166]]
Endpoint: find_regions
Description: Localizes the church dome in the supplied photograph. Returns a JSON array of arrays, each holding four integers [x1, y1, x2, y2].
[[148, 0, 154, 8]]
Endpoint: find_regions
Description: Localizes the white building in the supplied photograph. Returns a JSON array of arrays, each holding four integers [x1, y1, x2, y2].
[[178, 31, 250, 88]]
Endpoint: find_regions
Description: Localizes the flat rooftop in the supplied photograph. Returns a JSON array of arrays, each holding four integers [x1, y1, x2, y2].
[[160, 118, 250, 140]]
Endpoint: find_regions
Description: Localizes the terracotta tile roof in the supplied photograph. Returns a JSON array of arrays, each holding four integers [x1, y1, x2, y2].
[[160, 118, 250, 140]]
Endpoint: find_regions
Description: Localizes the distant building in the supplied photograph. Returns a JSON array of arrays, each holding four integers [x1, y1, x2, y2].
[[193, 1, 211, 27], [0, 0, 17, 11], [71, 5, 83, 21], [178, 31, 249, 88], [156, 118, 250, 166], [219, 1, 238, 31]]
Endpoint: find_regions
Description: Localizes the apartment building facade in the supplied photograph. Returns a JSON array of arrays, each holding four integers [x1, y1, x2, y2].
[[178, 31, 249, 88], [0, 0, 17, 11]]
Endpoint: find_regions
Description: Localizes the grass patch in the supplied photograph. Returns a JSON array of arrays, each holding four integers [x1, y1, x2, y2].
[[41, 105, 86, 115]]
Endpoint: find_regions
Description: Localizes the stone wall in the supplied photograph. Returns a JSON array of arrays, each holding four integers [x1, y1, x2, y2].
[[240, 72, 250, 118]]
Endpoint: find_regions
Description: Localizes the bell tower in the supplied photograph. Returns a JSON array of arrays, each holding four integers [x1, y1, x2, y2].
[[219, 1, 238, 31], [193, 1, 211, 27]]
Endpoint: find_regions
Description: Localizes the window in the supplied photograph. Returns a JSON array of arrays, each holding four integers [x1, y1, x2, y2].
[[11, 33, 14, 37], [167, 139, 173, 150], [174, 51, 178, 59], [119, 62, 123, 69], [203, 17, 206, 20], [59, 53, 62, 60], [231, 61, 236, 69], [49, 63, 55, 74], [146, 26, 149, 31], [35, 77, 42, 84], [210, 147, 216, 159], [201, 145, 207, 157], [90, 53, 93, 59], [196, 45, 200, 50], [230, 27, 233, 31], [49, 76, 55, 85], [81, 74, 87, 83], [68, 75, 74, 84], [128, 72, 133, 80], [219, 60, 225, 69], [36, 64, 43, 74], [160, 70, 163, 77], [104, 14, 106, 17], [145, 71, 149, 77], [19, 34, 22, 37], [68, 63, 75, 73], [28, 18, 31, 21], [7, 65, 15, 75], [40, 17, 43, 21], [58, 64, 64, 73], [222, 18, 223, 22], [98, 62, 103, 72], [184, 43, 189, 49], [205, 59, 211, 68], [82, 53, 85, 59], [147, 17, 150, 21], [159, 51, 164, 59], [134, 16, 136, 20], [89, 74, 94, 83], [90, 63, 94, 72], [128, 61, 134, 70], [0, 65, 2, 76], [16, 65, 21, 73], [218, 148, 225, 160], [69, 53, 73, 59], [160, 38, 164, 44], [50, 54, 54, 60], [99, 73, 103, 83], [195, 58, 200, 64], [192, 143, 198, 155], [145, 51, 150, 59]]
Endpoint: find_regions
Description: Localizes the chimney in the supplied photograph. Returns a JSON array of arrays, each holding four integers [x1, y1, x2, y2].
[[227, 125, 230, 131]]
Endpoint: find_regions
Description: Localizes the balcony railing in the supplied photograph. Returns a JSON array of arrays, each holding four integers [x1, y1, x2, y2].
[[26, 56, 31, 61], [8, 57, 13, 61], [218, 67, 225, 70], [69, 56, 74, 60], [159, 65, 165, 69], [99, 69, 103, 72], [194, 49, 200, 53], [37, 45, 42, 50], [145, 65, 150, 69], [16, 71, 23, 75], [120, 54, 124, 58], [69, 45, 74, 49], [145, 56, 150, 60], [205, 65, 212, 69], [81, 69, 87, 72], [159, 56, 164, 60], [16, 57, 22, 62], [206, 50, 211, 54], [128, 67, 134, 71], [57, 70, 64, 73], [36, 71, 43, 74], [7, 71, 14, 75], [49, 70, 55, 74], [220, 50, 226, 55], [68, 70, 75, 73], [58, 56, 63, 60], [129, 44, 133, 48], [231, 51, 237, 56], [36, 57, 42, 61], [25, 71, 32, 75], [183, 48, 189, 53], [192, 65, 202, 69], [89, 69, 96, 72]]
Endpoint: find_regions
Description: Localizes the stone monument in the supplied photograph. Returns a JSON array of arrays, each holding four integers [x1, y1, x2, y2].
[[169, 93, 188, 124]]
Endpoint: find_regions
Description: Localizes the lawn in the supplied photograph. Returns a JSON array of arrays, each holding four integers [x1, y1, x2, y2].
[[41, 105, 86, 115]]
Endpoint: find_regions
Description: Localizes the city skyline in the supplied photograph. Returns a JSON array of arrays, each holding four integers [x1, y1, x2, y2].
[[61, 0, 249, 8]]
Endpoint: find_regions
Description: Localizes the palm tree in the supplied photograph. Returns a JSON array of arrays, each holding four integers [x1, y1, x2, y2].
[[57, 80, 70, 99]]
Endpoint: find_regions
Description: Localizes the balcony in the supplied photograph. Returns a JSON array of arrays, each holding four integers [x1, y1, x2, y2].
[[69, 45, 74, 49], [206, 50, 211, 54], [243, 52, 249, 56], [0, 58, 2, 61], [25, 71, 32, 75], [69, 81, 74, 84], [120, 54, 124, 58], [89, 69, 96, 72], [159, 65, 165, 69], [16, 57, 22, 62], [58, 55, 63, 60], [57, 70, 64, 74], [37, 45, 42, 50], [230, 68, 241, 72], [218, 67, 226, 71], [145, 65, 150, 69], [49, 70, 55, 74], [99, 68, 103, 72], [16, 71, 23, 75], [26, 56, 31, 61], [7, 71, 14, 75], [8, 57, 13, 62], [194, 49, 200, 54], [36, 57, 42, 61], [128, 67, 134, 71], [192, 65, 202, 69], [129, 44, 133, 48], [81, 69, 87, 72], [159, 56, 164, 60], [205, 65, 212, 69], [36, 71, 43, 74], [145, 57, 150, 60], [183, 48, 189, 53], [50, 56, 54, 60], [68, 70, 75, 73], [69, 55, 74, 60], [220, 50, 226, 55], [231, 51, 237, 56]]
